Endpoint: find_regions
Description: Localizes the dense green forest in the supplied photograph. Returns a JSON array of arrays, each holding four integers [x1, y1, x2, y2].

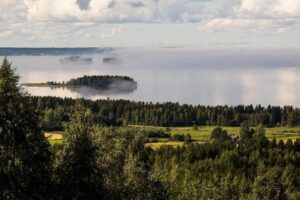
[[1, 58, 300, 199], [64, 75, 137, 90], [27, 96, 300, 131]]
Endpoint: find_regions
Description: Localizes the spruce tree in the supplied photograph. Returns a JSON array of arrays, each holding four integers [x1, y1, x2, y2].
[[0, 58, 52, 199], [56, 100, 104, 199]]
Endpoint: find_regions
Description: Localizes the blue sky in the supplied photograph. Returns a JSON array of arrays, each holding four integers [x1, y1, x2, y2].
[[1, 0, 300, 47]]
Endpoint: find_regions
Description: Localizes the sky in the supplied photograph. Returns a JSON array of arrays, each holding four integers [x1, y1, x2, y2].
[[0, 0, 300, 47]]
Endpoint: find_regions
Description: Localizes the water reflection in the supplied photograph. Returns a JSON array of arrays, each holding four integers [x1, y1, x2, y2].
[[3, 47, 300, 106]]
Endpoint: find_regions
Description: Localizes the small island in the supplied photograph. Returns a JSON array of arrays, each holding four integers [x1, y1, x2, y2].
[[59, 56, 93, 64], [102, 57, 121, 65], [103, 57, 116, 63], [23, 75, 138, 93]]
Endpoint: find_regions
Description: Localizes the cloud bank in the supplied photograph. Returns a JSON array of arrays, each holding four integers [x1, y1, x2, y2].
[[22, 0, 207, 23], [1, 0, 297, 30], [1, 0, 300, 46]]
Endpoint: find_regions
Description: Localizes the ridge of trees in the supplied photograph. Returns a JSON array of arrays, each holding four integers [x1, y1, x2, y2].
[[28, 96, 300, 131]]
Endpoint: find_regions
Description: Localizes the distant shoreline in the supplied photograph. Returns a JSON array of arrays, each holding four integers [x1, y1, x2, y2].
[[0, 47, 114, 56]]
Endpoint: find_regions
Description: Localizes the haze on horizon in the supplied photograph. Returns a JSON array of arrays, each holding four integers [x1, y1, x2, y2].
[[0, 0, 300, 48]]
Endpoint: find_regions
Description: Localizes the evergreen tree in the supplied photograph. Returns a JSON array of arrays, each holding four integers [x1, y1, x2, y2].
[[239, 122, 254, 140], [253, 124, 269, 151], [184, 133, 192, 144], [211, 127, 230, 141], [122, 133, 168, 200], [285, 139, 294, 152], [270, 138, 277, 148], [0, 58, 52, 199], [294, 138, 300, 151], [55, 100, 104, 199], [277, 140, 285, 150], [252, 165, 285, 200]]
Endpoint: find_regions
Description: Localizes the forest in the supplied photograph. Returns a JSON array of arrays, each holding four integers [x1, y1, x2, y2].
[[27, 96, 300, 131], [65, 75, 137, 90], [1, 57, 300, 200]]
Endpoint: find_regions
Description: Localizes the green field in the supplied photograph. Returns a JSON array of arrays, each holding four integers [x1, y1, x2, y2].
[[168, 126, 300, 142], [45, 132, 63, 145], [133, 125, 300, 148], [49, 139, 63, 145], [46, 126, 300, 148]]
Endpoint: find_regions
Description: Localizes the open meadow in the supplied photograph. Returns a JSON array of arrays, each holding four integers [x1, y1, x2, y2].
[[144, 126, 300, 148]]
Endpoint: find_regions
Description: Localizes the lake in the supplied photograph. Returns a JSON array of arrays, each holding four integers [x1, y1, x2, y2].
[[2, 47, 300, 106]]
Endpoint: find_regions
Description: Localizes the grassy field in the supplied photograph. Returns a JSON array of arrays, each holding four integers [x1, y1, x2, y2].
[[145, 141, 184, 148], [168, 126, 300, 142], [45, 132, 63, 145], [45, 126, 300, 148], [135, 125, 300, 148]]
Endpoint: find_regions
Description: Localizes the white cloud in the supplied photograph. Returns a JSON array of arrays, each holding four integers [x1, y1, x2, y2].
[[235, 0, 300, 18], [0, 0, 300, 46], [21, 0, 208, 23], [198, 0, 300, 33], [1, 0, 20, 6], [0, 0, 26, 21], [0, 30, 13, 37], [1, 0, 296, 26], [24, 0, 82, 21]]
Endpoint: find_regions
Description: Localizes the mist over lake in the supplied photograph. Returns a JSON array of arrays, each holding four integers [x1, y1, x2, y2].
[[3, 47, 300, 106]]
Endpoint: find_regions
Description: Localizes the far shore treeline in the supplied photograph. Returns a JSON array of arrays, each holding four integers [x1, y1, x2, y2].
[[28, 95, 300, 131]]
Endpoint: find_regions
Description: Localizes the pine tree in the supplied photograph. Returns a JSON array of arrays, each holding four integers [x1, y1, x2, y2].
[[239, 122, 254, 140], [56, 100, 104, 199], [0, 58, 52, 199], [253, 124, 269, 151]]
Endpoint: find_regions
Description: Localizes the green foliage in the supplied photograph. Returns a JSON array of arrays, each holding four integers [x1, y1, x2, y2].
[[294, 138, 300, 151], [66, 75, 137, 90], [239, 122, 255, 140], [251, 165, 285, 200], [55, 100, 104, 199], [0, 58, 51, 199], [170, 133, 185, 141], [184, 133, 192, 144], [193, 124, 198, 130], [94, 127, 168, 199], [145, 130, 170, 139], [148, 125, 300, 199], [27, 96, 300, 130], [211, 127, 230, 141]]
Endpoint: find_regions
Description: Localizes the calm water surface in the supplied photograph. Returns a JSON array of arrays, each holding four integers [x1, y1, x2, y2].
[[3, 47, 300, 106]]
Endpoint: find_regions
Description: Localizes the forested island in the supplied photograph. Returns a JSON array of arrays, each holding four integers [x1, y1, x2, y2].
[[103, 57, 117, 63], [59, 56, 93, 64], [1, 58, 300, 199], [23, 75, 138, 92]]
